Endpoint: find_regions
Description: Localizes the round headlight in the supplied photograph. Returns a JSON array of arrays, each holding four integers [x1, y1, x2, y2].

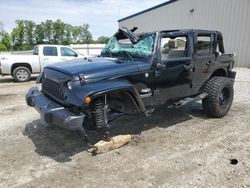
[[67, 81, 73, 90]]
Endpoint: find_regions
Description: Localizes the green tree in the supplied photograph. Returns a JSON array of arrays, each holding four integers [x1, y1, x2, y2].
[[0, 43, 7, 51], [80, 24, 92, 44], [5, 19, 98, 50], [96, 36, 110, 44], [34, 23, 45, 44], [24, 20, 35, 47], [44, 20, 53, 43], [72, 26, 82, 43], [1, 32, 11, 50], [53, 19, 65, 44], [63, 24, 72, 45], [11, 28, 19, 50], [11, 20, 25, 50]]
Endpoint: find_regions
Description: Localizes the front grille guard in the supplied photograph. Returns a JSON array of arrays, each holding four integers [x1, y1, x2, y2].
[[42, 78, 65, 101]]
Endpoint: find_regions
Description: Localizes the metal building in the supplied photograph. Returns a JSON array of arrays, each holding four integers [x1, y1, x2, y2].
[[118, 0, 250, 67]]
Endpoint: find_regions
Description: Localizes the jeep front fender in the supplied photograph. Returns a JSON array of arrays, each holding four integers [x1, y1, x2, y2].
[[64, 79, 146, 112]]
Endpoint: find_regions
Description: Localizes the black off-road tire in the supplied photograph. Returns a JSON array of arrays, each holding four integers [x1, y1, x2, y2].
[[12, 66, 31, 82], [202, 76, 234, 118]]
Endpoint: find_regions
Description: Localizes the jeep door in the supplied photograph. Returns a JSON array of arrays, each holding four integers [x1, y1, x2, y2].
[[191, 31, 216, 93], [154, 33, 193, 101]]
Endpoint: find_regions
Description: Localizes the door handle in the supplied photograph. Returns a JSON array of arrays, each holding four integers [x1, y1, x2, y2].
[[184, 64, 194, 70], [154, 70, 162, 77], [43, 57, 49, 61], [61, 58, 67, 61], [206, 61, 212, 65]]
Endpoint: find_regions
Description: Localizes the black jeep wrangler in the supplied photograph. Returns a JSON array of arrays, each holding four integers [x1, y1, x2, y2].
[[26, 27, 236, 142]]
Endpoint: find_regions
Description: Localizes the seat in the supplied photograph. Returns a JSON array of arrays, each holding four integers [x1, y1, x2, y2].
[[161, 39, 176, 60], [167, 49, 185, 59]]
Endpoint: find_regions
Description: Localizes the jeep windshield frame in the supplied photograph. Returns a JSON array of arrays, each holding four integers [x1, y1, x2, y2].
[[101, 28, 155, 62]]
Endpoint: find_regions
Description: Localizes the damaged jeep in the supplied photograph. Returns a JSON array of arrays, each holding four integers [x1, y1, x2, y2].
[[26, 27, 236, 143]]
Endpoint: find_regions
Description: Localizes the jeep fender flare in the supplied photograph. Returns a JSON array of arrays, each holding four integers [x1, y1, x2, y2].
[[64, 79, 146, 113], [208, 68, 228, 79]]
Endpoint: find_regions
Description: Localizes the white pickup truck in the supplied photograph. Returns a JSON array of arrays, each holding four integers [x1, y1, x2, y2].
[[0, 45, 83, 82]]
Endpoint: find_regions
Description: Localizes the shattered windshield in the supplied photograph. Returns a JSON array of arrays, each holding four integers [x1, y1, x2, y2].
[[101, 33, 154, 62]]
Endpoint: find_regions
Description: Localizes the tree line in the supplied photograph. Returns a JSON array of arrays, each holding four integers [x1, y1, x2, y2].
[[0, 19, 110, 51]]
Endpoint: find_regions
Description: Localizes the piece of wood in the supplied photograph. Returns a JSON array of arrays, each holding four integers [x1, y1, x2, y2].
[[89, 135, 132, 155]]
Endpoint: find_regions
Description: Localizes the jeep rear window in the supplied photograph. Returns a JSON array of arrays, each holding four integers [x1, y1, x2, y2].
[[101, 34, 154, 61]]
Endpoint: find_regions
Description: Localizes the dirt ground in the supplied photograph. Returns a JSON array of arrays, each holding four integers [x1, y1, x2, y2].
[[0, 68, 249, 188]]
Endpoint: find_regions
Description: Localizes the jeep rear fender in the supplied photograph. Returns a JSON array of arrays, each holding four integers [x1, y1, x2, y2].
[[65, 79, 146, 112]]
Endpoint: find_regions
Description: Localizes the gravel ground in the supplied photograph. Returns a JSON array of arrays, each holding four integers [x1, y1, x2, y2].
[[0, 68, 249, 188]]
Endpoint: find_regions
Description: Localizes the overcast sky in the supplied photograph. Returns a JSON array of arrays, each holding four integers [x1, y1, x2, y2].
[[0, 0, 167, 39]]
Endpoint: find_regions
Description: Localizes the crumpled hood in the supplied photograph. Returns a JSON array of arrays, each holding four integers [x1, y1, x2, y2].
[[46, 57, 140, 81]]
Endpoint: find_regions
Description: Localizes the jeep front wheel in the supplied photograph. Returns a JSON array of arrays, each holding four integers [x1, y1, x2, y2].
[[202, 76, 234, 118]]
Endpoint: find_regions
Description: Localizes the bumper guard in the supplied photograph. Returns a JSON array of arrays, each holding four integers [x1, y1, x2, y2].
[[25, 87, 85, 130]]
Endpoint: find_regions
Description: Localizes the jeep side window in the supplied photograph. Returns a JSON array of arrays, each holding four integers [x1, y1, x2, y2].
[[43, 47, 58, 56], [160, 36, 188, 61], [196, 35, 215, 56]]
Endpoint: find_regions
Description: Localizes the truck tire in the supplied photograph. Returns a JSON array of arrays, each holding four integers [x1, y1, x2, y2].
[[202, 76, 234, 118], [12, 66, 31, 82]]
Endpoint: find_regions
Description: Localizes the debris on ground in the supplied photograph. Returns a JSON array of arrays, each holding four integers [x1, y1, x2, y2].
[[88, 134, 132, 155], [230, 159, 238, 165]]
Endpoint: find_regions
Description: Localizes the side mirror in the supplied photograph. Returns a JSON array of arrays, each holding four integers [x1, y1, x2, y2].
[[156, 63, 166, 70], [74, 53, 78, 57]]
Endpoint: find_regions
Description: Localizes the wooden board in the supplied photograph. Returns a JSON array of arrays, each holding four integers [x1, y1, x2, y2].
[[89, 135, 132, 155]]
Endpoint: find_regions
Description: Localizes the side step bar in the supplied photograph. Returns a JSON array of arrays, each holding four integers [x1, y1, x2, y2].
[[168, 92, 208, 109]]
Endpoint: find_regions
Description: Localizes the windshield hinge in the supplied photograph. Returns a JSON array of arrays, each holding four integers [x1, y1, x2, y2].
[[79, 74, 86, 84]]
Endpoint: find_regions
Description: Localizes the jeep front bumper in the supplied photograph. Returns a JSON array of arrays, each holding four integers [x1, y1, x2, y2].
[[25, 87, 85, 130]]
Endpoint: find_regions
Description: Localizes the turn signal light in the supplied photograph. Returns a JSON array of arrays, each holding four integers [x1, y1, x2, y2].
[[85, 97, 91, 104]]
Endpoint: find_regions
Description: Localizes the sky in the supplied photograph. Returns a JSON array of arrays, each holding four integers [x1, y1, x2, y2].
[[0, 0, 167, 39]]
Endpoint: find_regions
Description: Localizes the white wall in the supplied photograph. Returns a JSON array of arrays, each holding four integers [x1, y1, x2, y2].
[[0, 44, 106, 56], [119, 0, 250, 67], [70, 44, 105, 56]]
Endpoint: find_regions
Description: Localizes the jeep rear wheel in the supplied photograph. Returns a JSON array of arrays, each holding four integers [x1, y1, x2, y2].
[[202, 76, 234, 118], [13, 66, 31, 82]]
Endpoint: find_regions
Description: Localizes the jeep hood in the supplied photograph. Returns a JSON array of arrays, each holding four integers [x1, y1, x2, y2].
[[46, 57, 140, 81]]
